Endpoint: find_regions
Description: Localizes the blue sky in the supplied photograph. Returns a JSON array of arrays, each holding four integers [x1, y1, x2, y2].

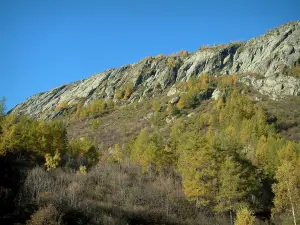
[[0, 0, 299, 111]]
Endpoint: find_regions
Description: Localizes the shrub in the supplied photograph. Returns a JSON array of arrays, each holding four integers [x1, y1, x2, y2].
[[177, 50, 189, 57], [89, 118, 101, 131], [45, 151, 61, 171], [79, 166, 87, 175], [167, 104, 180, 117], [234, 207, 256, 225], [151, 99, 161, 112], [27, 204, 61, 225], [89, 99, 107, 116], [287, 64, 300, 78], [167, 59, 177, 68], [114, 89, 124, 100], [55, 102, 68, 111], [124, 82, 134, 99], [114, 82, 134, 100]]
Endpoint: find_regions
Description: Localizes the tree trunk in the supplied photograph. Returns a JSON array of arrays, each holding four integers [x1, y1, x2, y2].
[[287, 187, 297, 225], [291, 203, 297, 225], [230, 210, 233, 225], [288, 186, 297, 225]]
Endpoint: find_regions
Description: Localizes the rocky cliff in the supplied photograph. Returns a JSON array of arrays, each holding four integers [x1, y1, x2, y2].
[[10, 21, 300, 119]]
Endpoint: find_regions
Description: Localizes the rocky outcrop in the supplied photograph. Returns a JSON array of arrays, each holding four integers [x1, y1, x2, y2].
[[10, 21, 300, 119]]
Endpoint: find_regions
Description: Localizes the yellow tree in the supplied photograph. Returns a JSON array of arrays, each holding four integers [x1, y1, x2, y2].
[[272, 159, 300, 225], [199, 73, 209, 90], [278, 141, 299, 164], [124, 82, 134, 99], [177, 132, 217, 206], [130, 129, 165, 171]]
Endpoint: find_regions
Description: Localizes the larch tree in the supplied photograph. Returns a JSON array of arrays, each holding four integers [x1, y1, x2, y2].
[[177, 132, 218, 207], [215, 156, 250, 225], [272, 159, 300, 225]]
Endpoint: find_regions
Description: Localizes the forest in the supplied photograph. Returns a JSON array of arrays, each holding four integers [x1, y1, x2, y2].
[[0, 75, 299, 225]]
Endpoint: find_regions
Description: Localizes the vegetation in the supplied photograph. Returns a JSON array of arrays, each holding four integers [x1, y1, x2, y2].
[[114, 82, 134, 100], [283, 63, 300, 78], [234, 207, 256, 225], [1, 72, 300, 225], [75, 99, 114, 119]]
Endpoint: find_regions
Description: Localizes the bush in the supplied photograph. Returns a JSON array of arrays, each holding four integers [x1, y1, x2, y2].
[[27, 204, 61, 225], [151, 99, 161, 112], [177, 50, 189, 57], [89, 118, 101, 131], [45, 151, 61, 171], [234, 207, 256, 225], [55, 102, 68, 111], [114, 82, 134, 100], [167, 59, 177, 68], [287, 64, 300, 78]]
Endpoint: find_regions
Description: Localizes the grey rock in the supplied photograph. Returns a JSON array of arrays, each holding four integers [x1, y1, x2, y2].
[[211, 89, 222, 100], [167, 86, 178, 96], [166, 117, 174, 124], [169, 96, 180, 105]]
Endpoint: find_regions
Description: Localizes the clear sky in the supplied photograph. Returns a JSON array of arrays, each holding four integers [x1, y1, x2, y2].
[[0, 0, 299, 110]]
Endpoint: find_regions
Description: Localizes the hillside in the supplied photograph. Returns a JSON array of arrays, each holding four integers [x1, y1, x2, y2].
[[1, 21, 300, 225]]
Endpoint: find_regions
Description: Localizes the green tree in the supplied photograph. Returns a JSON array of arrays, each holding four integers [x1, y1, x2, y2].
[[215, 156, 250, 224], [130, 129, 169, 171]]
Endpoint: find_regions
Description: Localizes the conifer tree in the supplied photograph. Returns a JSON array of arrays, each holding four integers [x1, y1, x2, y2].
[[215, 156, 249, 224], [272, 159, 300, 225]]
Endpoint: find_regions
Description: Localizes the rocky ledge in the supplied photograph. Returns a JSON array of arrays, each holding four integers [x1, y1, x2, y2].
[[10, 21, 300, 119]]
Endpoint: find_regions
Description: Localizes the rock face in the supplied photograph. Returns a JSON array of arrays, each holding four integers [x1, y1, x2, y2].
[[10, 21, 300, 119]]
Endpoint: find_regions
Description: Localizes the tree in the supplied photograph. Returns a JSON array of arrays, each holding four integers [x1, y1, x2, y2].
[[215, 156, 250, 224], [124, 82, 134, 99], [199, 73, 209, 90], [278, 141, 299, 163], [114, 89, 124, 100], [177, 131, 218, 206], [67, 137, 98, 167], [272, 159, 300, 225], [107, 144, 124, 164]]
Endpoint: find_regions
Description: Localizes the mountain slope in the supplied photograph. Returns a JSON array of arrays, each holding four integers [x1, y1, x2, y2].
[[10, 21, 300, 119]]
